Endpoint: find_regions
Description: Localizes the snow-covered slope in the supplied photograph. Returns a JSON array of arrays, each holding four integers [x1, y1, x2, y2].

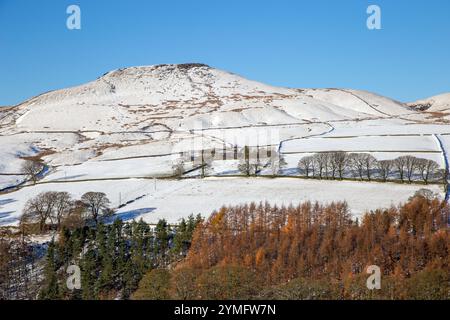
[[0, 63, 448, 226], [302, 88, 411, 116], [0, 63, 421, 184], [408, 93, 450, 112], [5, 64, 415, 134]]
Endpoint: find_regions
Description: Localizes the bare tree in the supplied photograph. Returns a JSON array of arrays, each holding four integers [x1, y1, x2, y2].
[[416, 158, 439, 184], [250, 147, 263, 176], [22, 192, 59, 233], [348, 153, 377, 181], [440, 168, 449, 185], [238, 161, 251, 176], [61, 200, 86, 230], [238, 146, 252, 176], [269, 151, 287, 176], [198, 149, 214, 178], [330, 152, 348, 180], [81, 192, 110, 224], [363, 154, 377, 181], [52, 192, 73, 229], [21, 160, 44, 185], [327, 152, 338, 179], [394, 156, 407, 182], [298, 156, 314, 177], [377, 160, 393, 182], [348, 153, 365, 180], [401, 156, 419, 183], [172, 159, 185, 179], [313, 153, 328, 179]]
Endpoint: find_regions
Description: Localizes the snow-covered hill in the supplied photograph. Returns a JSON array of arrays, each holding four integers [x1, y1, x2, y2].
[[5, 63, 415, 133], [0, 63, 448, 226], [408, 93, 450, 112]]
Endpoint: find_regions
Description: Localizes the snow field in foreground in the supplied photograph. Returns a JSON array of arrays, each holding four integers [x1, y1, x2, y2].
[[0, 177, 443, 226]]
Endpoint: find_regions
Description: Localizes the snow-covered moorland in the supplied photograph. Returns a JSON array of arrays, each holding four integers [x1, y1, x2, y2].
[[1, 63, 449, 226]]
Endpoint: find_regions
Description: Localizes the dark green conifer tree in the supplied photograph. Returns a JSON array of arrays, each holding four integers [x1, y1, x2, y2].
[[39, 240, 60, 300]]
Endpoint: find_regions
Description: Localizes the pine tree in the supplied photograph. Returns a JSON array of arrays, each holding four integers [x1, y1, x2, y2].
[[96, 223, 114, 293], [172, 218, 187, 255], [154, 219, 170, 266], [81, 242, 98, 300], [39, 240, 60, 300]]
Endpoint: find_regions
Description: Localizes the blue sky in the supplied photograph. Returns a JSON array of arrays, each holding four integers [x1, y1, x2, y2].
[[0, 0, 449, 105]]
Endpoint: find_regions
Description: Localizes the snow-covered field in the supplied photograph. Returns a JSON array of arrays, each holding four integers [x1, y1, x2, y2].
[[281, 135, 440, 153], [1, 64, 449, 226], [0, 177, 443, 226]]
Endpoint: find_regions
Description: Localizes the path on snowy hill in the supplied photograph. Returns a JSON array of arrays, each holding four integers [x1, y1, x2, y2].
[[278, 122, 335, 153]]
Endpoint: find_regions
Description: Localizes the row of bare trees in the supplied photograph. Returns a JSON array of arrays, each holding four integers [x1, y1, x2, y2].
[[298, 152, 444, 184], [20, 191, 111, 234], [174, 146, 284, 178]]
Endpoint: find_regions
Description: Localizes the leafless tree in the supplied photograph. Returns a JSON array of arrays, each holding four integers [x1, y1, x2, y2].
[[197, 149, 214, 178], [363, 154, 377, 181], [172, 159, 185, 179], [330, 151, 348, 180], [416, 159, 439, 184], [348, 153, 366, 180], [81, 192, 111, 224], [21, 160, 44, 185], [394, 156, 408, 182], [52, 192, 73, 229], [401, 156, 419, 183], [439, 168, 449, 185], [327, 152, 338, 179], [22, 191, 59, 233], [250, 150, 263, 176], [298, 156, 314, 177], [238, 146, 252, 176], [269, 151, 287, 176], [313, 153, 329, 179], [348, 153, 377, 181], [61, 200, 86, 230], [238, 160, 252, 176], [377, 160, 394, 182]]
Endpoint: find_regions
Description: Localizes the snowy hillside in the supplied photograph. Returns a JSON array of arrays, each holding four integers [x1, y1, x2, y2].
[[408, 93, 450, 112], [0, 63, 449, 226]]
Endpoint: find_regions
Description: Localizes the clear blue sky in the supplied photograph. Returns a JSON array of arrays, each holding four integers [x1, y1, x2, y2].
[[0, 0, 449, 105]]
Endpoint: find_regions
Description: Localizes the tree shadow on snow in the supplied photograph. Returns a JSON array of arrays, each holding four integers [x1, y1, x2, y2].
[[103, 207, 156, 224], [0, 199, 17, 206], [0, 213, 18, 225]]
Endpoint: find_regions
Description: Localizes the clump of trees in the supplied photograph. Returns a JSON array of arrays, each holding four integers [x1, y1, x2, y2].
[[298, 152, 443, 184], [160, 194, 447, 300], [37, 214, 202, 300], [20, 191, 113, 234], [235, 146, 286, 177], [5, 193, 449, 300], [182, 145, 284, 178]]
